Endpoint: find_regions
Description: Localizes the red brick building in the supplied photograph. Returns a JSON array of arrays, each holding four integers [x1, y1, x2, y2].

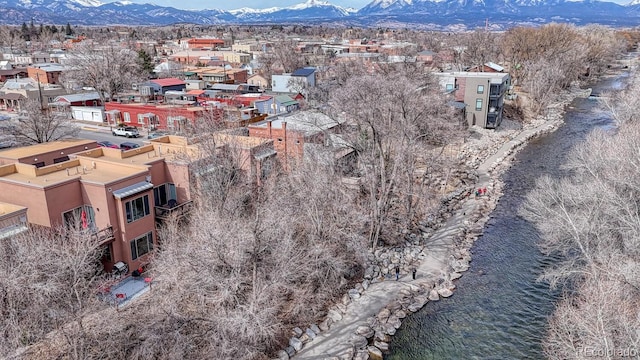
[[105, 102, 206, 132], [187, 38, 225, 49]]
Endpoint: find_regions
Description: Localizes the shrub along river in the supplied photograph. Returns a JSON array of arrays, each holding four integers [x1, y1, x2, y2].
[[387, 68, 630, 360]]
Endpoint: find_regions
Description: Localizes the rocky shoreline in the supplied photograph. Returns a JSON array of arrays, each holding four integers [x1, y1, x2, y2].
[[277, 84, 593, 360]]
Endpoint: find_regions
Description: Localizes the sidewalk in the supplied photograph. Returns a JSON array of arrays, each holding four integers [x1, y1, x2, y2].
[[293, 120, 558, 359]]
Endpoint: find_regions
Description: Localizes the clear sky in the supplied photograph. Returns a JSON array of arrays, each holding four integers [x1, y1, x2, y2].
[[108, 0, 629, 10]]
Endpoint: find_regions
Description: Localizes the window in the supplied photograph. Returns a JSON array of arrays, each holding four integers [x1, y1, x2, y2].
[[124, 112, 131, 123], [477, 85, 484, 94], [446, 84, 454, 91], [272, 80, 276, 87], [125, 195, 150, 223], [62, 205, 95, 230], [54, 156, 69, 163], [130, 232, 153, 260], [154, 183, 176, 207], [476, 98, 483, 111], [101, 244, 113, 263], [137, 114, 145, 124]]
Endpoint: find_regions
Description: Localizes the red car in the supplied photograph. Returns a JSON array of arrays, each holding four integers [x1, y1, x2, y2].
[[97, 141, 119, 149]]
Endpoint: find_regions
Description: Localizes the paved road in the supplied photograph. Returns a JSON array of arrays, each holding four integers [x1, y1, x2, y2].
[[78, 126, 146, 147]]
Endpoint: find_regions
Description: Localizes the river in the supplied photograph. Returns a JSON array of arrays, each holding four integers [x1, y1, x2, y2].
[[387, 69, 629, 360]]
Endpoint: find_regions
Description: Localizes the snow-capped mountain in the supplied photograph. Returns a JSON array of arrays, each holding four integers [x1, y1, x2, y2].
[[356, 0, 636, 27], [230, 0, 353, 21], [0, 0, 637, 27]]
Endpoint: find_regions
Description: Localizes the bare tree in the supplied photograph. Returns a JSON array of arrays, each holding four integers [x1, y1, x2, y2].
[[0, 99, 79, 145], [330, 70, 462, 250], [0, 225, 106, 358], [522, 119, 640, 358], [61, 44, 145, 104]]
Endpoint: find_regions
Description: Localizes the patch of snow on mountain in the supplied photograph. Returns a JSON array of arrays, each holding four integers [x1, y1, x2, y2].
[[70, 0, 102, 6]]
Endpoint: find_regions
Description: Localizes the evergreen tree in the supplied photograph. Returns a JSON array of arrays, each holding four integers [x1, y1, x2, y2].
[[137, 49, 154, 75], [29, 20, 36, 39], [65, 22, 73, 36], [21, 22, 30, 41]]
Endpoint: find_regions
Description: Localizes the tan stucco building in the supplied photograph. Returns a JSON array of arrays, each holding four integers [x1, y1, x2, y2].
[[0, 135, 275, 273]]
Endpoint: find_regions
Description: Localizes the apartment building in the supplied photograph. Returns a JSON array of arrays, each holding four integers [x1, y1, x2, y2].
[[0, 138, 196, 273], [435, 72, 511, 129], [0, 135, 276, 273]]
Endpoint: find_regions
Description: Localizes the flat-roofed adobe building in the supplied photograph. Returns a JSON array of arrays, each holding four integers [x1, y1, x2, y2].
[[0, 137, 199, 273], [0, 134, 277, 274]]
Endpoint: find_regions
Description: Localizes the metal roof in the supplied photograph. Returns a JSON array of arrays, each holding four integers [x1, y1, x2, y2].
[[54, 92, 101, 103], [210, 84, 242, 91], [149, 78, 186, 87], [291, 68, 316, 77], [275, 95, 298, 106], [112, 181, 154, 199]]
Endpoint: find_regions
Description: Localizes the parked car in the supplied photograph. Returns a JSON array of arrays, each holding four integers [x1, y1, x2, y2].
[[120, 142, 141, 151], [147, 131, 169, 140], [112, 126, 140, 138], [97, 141, 119, 149]]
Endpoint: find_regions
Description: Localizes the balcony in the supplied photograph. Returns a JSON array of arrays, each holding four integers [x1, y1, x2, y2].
[[92, 226, 115, 245], [155, 200, 194, 221], [489, 85, 505, 98]]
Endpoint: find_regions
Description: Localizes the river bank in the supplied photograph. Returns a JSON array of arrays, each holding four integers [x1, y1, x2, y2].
[[279, 82, 596, 360]]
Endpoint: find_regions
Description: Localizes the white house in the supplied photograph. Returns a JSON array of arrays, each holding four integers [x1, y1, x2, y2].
[[271, 67, 316, 94]]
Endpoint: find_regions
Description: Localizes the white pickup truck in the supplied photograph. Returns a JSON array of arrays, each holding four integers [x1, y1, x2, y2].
[[112, 126, 140, 138]]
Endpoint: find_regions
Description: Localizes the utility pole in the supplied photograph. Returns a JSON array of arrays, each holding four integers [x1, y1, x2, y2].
[[35, 72, 44, 111]]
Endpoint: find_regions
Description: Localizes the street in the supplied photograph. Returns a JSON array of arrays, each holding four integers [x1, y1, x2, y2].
[[78, 127, 146, 147]]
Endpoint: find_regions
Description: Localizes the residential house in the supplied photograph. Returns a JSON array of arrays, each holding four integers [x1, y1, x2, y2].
[[48, 92, 105, 123], [0, 78, 67, 111], [435, 72, 511, 129], [247, 110, 341, 169], [0, 68, 28, 82], [142, 78, 187, 96], [271, 67, 317, 93], [27, 63, 66, 85], [247, 74, 269, 91], [253, 95, 299, 115], [53, 92, 102, 107]]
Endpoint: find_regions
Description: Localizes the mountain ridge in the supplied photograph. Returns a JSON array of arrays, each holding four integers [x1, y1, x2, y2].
[[0, 0, 638, 28]]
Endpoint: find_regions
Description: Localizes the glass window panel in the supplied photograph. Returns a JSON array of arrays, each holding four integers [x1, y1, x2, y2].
[[130, 240, 138, 260]]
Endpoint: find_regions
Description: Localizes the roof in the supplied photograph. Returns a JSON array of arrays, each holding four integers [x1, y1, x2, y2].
[[0, 139, 96, 160], [291, 68, 316, 77], [186, 89, 205, 95], [447, 101, 467, 110], [485, 62, 504, 72], [275, 95, 298, 106], [112, 181, 154, 199], [250, 111, 341, 135], [30, 63, 66, 72], [418, 50, 436, 56], [54, 92, 101, 103], [210, 84, 242, 91], [0, 93, 26, 101], [149, 78, 186, 87], [0, 69, 27, 76]]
